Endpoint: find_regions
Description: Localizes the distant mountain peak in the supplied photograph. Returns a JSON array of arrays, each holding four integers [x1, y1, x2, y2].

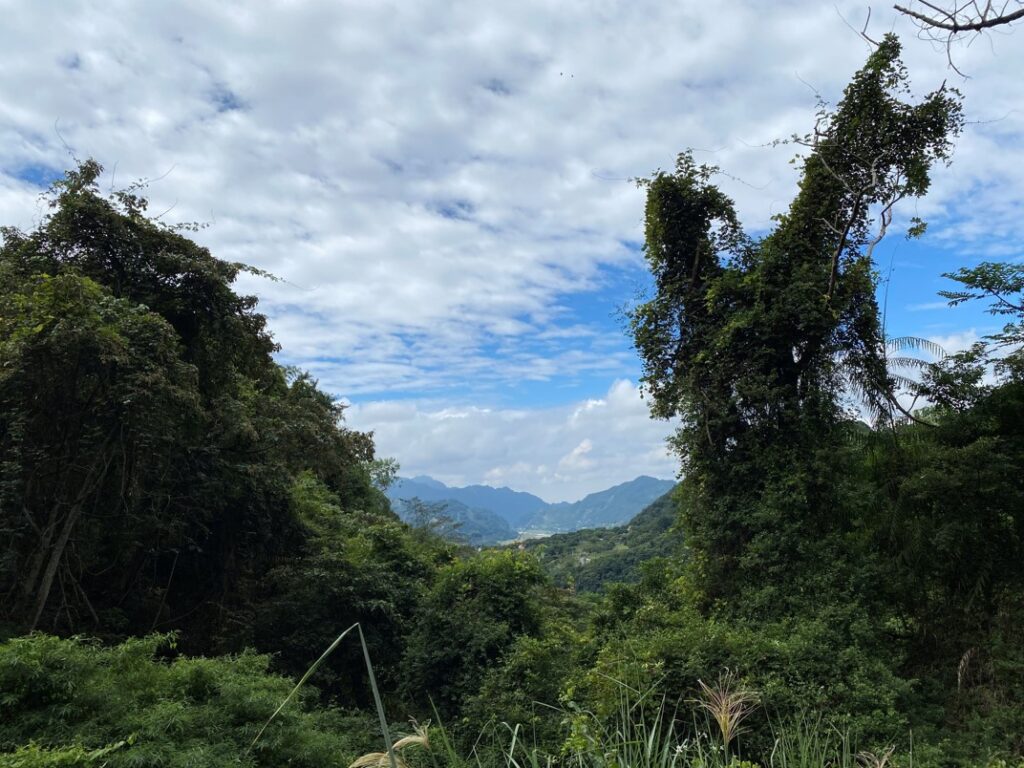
[[408, 475, 447, 489], [522, 476, 676, 534], [386, 476, 548, 530], [387, 474, 675, 536]]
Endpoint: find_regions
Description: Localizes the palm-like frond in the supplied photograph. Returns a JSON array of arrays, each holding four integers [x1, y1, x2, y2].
[[886, 356, 932, 370], [840, 334, 949, 428], [886, 336, 946, 360]]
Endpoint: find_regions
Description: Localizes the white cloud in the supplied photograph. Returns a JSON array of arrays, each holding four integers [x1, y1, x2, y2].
[[1, 1, 1022, 398], [346, 379, 677, 502], [928, 329, 985, 354], [559, 439, 595, 471], [2, 1, 1022, 497]]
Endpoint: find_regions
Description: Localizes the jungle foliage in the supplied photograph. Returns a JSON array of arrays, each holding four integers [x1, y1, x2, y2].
[[1, 36, 1022, 768]]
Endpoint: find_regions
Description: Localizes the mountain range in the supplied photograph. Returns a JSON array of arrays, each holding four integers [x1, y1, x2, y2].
[[385, 475, 675, 544]]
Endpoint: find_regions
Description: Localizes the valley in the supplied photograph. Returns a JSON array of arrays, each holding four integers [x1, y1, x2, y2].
[[385, 474, 675, 544]]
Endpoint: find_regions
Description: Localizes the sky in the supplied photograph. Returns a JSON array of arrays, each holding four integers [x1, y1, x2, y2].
[[1, 1, 1022, 501]]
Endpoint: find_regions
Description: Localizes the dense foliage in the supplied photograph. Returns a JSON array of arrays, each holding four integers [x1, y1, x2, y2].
[[0, 162, 463, 709], [521, 489, 683, 591], [619, 34, 1023, 762], [0, 161, 391, 646], [0, 633, 374, 767], [630, 36, 963, 609], [1, 36, 1022, 768]]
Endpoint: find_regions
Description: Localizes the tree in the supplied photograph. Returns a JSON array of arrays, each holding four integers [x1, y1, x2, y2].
[[0, 161, 387, 647], [941, 261, 1024, 374], [629, 36, 962, 608], [256, 473, 441, 705], [0, 271, 199, 631], [402, 550, 546, 718], [400, 497, 467, 543], [620, 36, 1024, 757]]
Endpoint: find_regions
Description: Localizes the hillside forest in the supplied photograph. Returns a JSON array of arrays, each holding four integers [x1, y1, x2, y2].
[[1, 36, 1023, 768]]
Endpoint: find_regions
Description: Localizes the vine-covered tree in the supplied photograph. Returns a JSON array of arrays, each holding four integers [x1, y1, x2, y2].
[[629, 35, 963, 609]]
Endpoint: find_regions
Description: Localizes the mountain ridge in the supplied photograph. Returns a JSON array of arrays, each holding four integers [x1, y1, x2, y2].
[[387, 476, 547, 530], [521, 475, 676, 533], [385, 474, 675, 542], [389, 496, 516, 545]]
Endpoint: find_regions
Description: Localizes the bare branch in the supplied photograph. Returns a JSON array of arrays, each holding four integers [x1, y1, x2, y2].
[[836, 5, 882, 45], [895, 0, 1022, 73], [895, 0, 1024, 31], [864, 195, 905, 265]]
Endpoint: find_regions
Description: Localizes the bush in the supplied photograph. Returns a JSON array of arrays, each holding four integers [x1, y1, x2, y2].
[[0, 633, 372, 767]]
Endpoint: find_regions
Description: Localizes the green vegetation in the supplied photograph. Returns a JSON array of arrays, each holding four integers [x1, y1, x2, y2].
[[521, 488, 683, 591], [1, 36, 1022, 768], [0, 633, 379, 767]]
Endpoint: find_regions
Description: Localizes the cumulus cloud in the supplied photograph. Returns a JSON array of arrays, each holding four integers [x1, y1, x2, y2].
[[2, 1, 1020, 495], [928, 329, 985, 354], [559, 439, 595, 472], [346, 379, 677, 502], [2, 1, 1021, 399]]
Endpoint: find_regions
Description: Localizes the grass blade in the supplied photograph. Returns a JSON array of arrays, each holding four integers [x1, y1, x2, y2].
[[248, 622, 359, 752], [359, 623, 399, 768]]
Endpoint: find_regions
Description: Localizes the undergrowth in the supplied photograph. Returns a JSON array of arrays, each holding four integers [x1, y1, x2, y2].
[[1, 632, 1020, 768]]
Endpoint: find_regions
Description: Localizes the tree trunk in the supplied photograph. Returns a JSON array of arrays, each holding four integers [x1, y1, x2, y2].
[[29, 503, 84, 631]]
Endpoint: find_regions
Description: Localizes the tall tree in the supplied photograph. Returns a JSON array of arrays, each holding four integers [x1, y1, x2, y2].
[[629, 36, 963, 609], [0, 271, 199, 630], [0, 161, 387, 644]]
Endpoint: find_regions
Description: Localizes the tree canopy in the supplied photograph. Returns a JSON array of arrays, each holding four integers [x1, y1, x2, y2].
[[0, 160, 393, 654], [630, 35, 963, 608]]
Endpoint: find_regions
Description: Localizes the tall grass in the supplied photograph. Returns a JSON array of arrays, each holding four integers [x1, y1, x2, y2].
[[248, 622, 399, 768], [693, 670, 758, 763], [559, 677, 684, 768], [526, 673, 752, 768], [769, 714, 854, 768], [251, 634, 904, 768]]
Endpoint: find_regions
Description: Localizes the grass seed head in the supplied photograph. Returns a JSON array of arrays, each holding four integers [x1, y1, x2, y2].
[[693, 670, 759, 749], [350, 722, 431, 768]]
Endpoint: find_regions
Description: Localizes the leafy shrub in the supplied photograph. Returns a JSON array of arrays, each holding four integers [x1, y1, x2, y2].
[[0, 633, 372, 767], [402, 550, 546, 719]]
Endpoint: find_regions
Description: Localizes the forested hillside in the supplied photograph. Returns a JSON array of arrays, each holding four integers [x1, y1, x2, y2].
[[519, 475, 675, 533], [520, 488, 682, 590], [1, 36, 1023, 768]]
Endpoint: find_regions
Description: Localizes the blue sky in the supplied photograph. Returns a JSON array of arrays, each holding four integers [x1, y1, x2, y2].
[[1, 0, 1021, 500]]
